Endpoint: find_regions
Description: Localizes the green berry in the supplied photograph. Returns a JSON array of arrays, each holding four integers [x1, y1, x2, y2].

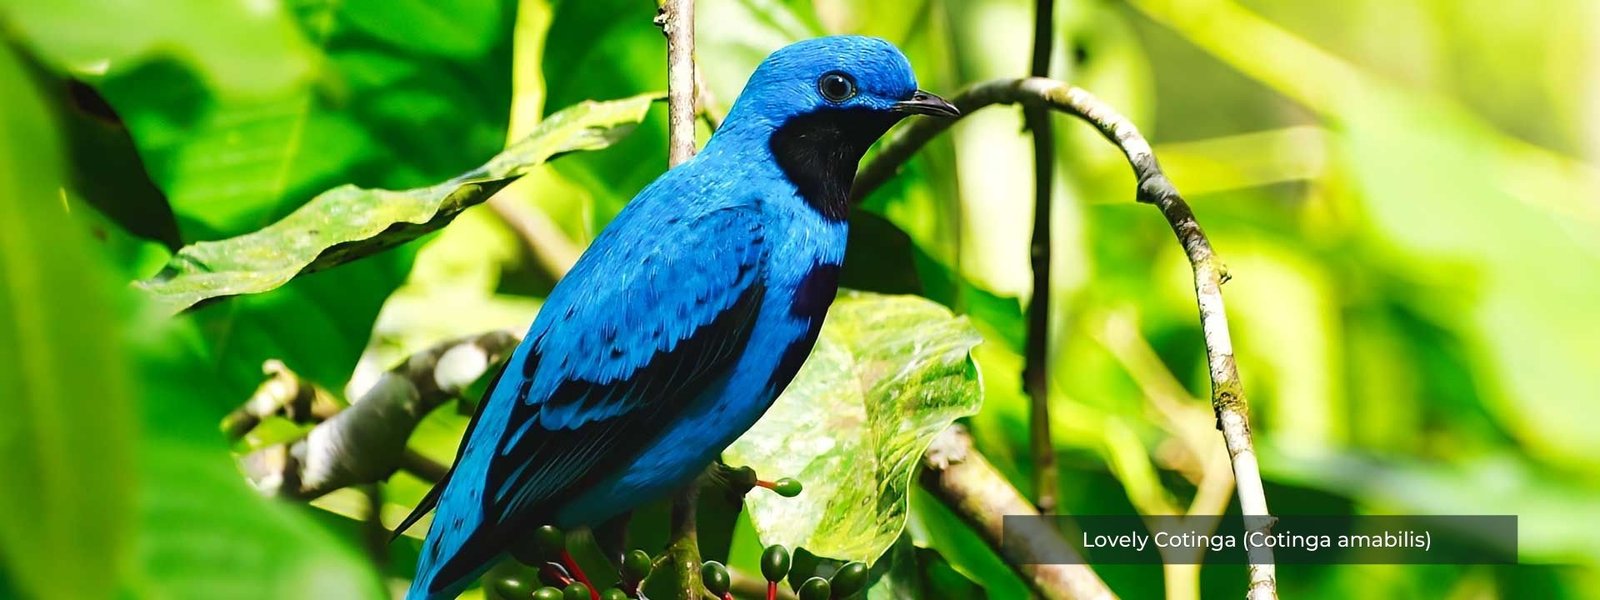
[[562, 582, 591, 600], [829, 562, 868, 598], [533, 587, 564, 600], [797, 576, 831, 600], [621, 549, 652, 582], [599, 589, 629, 600], [533, 525, 566, 561], [760, 545, 791, 582], [772, 478, 803, 497], [492, 577, 532, 599], [701, 561, 731, 596]]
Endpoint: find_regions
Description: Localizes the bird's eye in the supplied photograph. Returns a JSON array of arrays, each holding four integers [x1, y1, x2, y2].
[[817, 72, 857, 103]]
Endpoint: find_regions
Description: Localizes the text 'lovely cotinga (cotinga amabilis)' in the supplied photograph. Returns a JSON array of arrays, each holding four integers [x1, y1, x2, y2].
[[397, 36, 958, 599]]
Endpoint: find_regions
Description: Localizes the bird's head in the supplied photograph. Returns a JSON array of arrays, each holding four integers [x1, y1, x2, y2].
[[708, 36, 957, 219]]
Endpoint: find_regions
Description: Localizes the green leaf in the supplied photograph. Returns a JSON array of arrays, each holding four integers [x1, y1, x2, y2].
[[5, 0, 316, 98], [865, 535, 987, 600], [724, 292, 984, 565], [134, 94, 656, 314], [132, 322, 385, 599], [0, 41, 135, 600], [0, 43, 382, 598], [90, 0, 518, 240], [55, 0, 526, 422]]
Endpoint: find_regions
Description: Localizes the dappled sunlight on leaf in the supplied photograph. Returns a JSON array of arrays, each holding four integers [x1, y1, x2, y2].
[[725, 292, 984, 565]]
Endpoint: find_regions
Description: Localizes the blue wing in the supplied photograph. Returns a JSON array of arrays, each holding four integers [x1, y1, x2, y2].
[[402, 199, 767, 597]]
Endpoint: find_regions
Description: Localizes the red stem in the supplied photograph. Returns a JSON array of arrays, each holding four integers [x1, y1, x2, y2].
[[559, 550, 600, 600]]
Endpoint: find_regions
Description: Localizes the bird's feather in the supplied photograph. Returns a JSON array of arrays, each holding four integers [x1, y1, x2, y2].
[[404, 36, 942, 600], [412, 201, 768, 593]]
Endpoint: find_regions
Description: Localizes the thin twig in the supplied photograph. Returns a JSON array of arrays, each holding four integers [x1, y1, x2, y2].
[[1094, 312, 1235, 600], [655, 1, 704, 599], [695, 68, 726, 131], [1022, 0, 1060, 516], [921, 426, 1117, 600], [487, 195, 581, 279], [858, 78, 1278, 599], [223, 359, 342, 441]]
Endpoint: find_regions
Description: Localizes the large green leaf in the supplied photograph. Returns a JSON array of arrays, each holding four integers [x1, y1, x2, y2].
[[131, 321, 385, 599], [86, 0, 519, 240], [4, 0, 316, 99], [0, 43, 382, 598], [0, 41, 135, 600], [106, 0, 519, 409], [865, 534, 988, 600], [135, 94, 656, 313], [723, 292, 983, 565]]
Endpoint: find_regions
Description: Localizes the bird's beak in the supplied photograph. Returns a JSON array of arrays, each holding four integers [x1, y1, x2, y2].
[[893, 90, 960, 118]]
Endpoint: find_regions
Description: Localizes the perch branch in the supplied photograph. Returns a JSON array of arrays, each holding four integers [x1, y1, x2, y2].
[[658, 0, 698, 166], [655, 2, 705, 599], [1022, 0, 1061, 516], [238, 331, 520, 500], [860, 78, 1277, 599], [921, 426, 1116, 600]]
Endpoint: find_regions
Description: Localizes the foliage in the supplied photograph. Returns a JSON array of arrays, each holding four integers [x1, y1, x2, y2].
[[2, 0, 1597, 599], [136, 94, 655, 314], [0, 41, 382, 600], [726, 293, 984, 565]]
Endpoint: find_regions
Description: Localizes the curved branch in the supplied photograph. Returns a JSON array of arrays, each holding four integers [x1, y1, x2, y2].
[[860, 78, 1278, 599]]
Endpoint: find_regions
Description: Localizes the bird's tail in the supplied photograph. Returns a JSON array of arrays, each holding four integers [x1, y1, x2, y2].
[[404, 466, 506, 600], [406, 522, 499, 600]]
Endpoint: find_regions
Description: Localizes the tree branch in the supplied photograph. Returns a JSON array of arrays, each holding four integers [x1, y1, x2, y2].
[[238, 331, 520, 500], [1023, 0, 1060, 517], [655, 2, 704, 598], [859, 78, 1278, 599], [658, 0, 698, 166], [921, 426, 1116, 600]]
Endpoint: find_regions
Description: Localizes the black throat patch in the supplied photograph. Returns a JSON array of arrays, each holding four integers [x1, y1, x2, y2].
[[770, 108, 900, 221]]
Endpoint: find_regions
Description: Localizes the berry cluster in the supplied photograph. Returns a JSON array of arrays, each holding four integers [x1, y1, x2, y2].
[[493, 526, 870, 600], [755, 545, 867, 600]]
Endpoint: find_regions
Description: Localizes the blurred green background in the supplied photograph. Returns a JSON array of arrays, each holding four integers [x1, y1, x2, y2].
[[2, 0, 1598, 598]]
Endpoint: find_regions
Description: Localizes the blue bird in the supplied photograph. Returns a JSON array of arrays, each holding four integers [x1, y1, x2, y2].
[[396, 35, 957, 599]]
